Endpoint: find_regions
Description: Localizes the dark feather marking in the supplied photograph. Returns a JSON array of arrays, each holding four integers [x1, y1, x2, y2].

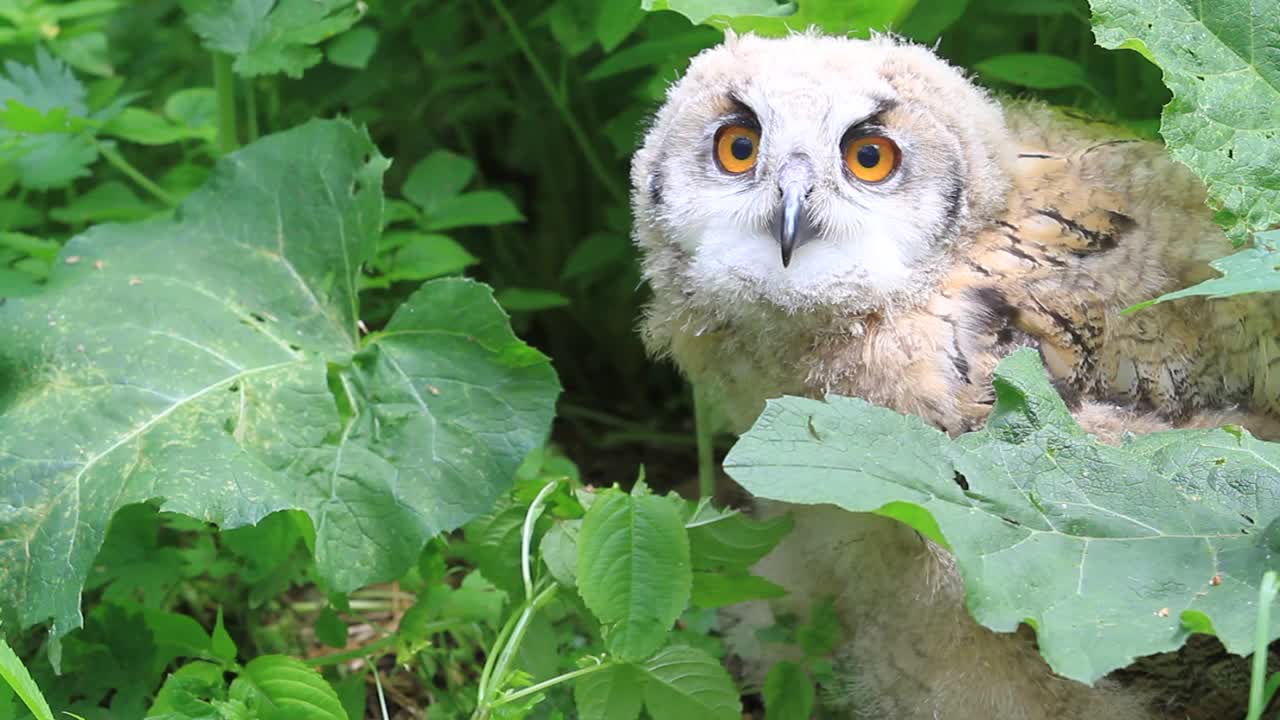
[[1030, 295, 1087, 350], [1017, 152, 1056, 159], [648, 164, 664, 208], [995, 220, 1018, 231], [1079, 139, 1140, 159], [1000, 240, 1040, 264], [965, 260, 992, 277], [938, 313, 972, 385], [1035, 207, 1124, 253]]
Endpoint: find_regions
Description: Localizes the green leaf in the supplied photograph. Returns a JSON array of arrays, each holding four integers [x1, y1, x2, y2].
[[690, 570, 786, 608], [726, 348, 1280, 683], [326, 26, 378, 69], [402, 150, 476, 213], [143, 608, 216, 660], [496, 288, 570, 313], [1090, 0, 1280, 242], [364, 233, 477, 289], [639, 645, 740, 720], [239, 655, 346, 720], [1129, 231, 1280, 309], [315, 607, 347, 648], [645, 0, 915, 35], [211, 608, 237, 664], [576, 489, 692, 661], [165, 88, 219, 140], [0, 120, 559, 642], [423, 190, 524, 231], [0, 637, 54, 720], [540, 519, 581, 588], [762, 661, 814, 720], [897, 0, 968, 42], [574, 663, 644, 720], [585, 30, 720, 81], [686, 500, 793, 571], [186, 0, 364, 78], [48, 180, 156, 224], [975, 53, 1089, 89], [596, 2, 645, 51], [0, 50, 99, 190], [104, 107, 206, 145], [561, 232, 629, 281]]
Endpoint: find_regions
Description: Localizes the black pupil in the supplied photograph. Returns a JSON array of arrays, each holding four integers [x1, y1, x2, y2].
[[856, 143, 881, 169], [730, 135, 754, 161]]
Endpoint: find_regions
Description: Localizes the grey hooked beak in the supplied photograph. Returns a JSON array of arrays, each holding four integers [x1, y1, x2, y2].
[[775, 159, 813, 268]]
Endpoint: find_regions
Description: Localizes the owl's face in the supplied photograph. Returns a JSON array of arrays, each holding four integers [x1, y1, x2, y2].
[[633, 33, 1014, 317]]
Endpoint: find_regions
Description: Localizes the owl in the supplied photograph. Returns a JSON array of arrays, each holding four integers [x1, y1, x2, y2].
[[631, 32, 1280, 720]]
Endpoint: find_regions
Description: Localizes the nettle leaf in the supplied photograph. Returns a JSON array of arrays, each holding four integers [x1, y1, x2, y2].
[[573, 663, 644, 720], [726, 348, 1280, 683], [576, 488, 692, 661], [762, 660, 814, 720], [238, 655, 345, 720], [639, 645, 740, 720], [0, 119, 559, 642], [1090, 0, 1280, 244], [0, 636, 54, 720], [186, 0, 364, 78]]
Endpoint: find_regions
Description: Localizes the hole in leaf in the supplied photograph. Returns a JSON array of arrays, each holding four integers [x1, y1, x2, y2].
[[953, 471, 970, 490], [228, 384, 240, 392], [249, 312, 267, 323]]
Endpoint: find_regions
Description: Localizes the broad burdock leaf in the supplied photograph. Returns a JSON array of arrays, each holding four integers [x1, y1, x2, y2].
[[726, 349, 1280, 683], [0, 119, 559, 645], [1090, 0, 1280, 244], [576, 488, 692, 661], [186, 0, 364, 78]]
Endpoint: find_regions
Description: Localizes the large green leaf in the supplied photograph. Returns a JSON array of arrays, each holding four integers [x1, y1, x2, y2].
[[0, 119, 559, 644], [644, 0, 916, 35], [725, 349, 1280, 683], [238, 655, 345, 720], [576, 488, 692, 661], [1090, 0, 1280, 245], [638, 645, 740, 720], [186, 0, 363, 78]]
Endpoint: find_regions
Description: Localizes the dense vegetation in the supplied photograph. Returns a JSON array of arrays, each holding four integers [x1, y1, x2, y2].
[[0, 1, 1277, 718]]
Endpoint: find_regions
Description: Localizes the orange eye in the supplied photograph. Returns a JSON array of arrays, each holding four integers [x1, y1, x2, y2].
[[714, 124, 760, 174], [844, 136, 900, 183]]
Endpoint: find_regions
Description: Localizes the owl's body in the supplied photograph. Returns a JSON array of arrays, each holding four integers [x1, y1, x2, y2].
[[632, 32, 1279, 719]]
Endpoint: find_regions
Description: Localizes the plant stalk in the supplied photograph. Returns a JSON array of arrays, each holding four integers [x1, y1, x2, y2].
[[1247, 570, 1279, 720], [488, 660, 611, 708], [489, 0, 627, 205], [97, 142, 178, 207], [212, 53, 239, 154]]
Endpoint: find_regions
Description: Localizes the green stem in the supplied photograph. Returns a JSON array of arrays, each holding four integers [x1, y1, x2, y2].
[[1247, 571, 1278, 720], [244, 77, 260, 142], [522, 480, 560, 601], [693, 382, 716, 499], [474, 583, 558, 719], [97, 142, 177, 207], [212, 53, 239, 154], [489, 0, 627, 205], [488, 660, 612, 708]]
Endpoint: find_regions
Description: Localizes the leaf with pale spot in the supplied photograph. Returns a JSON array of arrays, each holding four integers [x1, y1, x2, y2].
[[726, 349, 1280, 683], [0, 119, 559, 644]]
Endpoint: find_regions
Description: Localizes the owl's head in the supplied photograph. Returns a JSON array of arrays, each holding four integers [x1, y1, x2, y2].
[[633, 32, 1014, 318]]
